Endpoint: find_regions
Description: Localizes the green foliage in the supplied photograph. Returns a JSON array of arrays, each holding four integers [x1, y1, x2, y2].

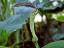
[[0, 0, 16, 20], [0, 14, 30, 32], [57, 16, 64, 22], [0, 0, 64, 48], [0, 46, 8, 48], [0, 29, 8, 45], [40, 0, 64, 10], [43, 40, 64, 48], [0, 12, 36, 47]]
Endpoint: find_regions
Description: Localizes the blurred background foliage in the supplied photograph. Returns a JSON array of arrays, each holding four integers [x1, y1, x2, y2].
[[0, 0, 64, 48]]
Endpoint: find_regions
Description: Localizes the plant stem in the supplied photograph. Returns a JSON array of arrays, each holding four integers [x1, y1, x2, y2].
[[29, 10, 40, 48], [16, 30, 20, 48]]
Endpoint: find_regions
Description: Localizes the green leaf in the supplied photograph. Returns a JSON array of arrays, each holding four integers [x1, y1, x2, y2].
[[0, 7, 35, 45], [40, 0, 64, 10], [0, 12, 35, 45], [16, 0, 28, 3], [0, 46, 8, 48], [0, 14, 29, 34], [56, 16, 64, 22], [0, 29, 8, 45], [0, 8, 35, 33], [42, 40, 64, 48]]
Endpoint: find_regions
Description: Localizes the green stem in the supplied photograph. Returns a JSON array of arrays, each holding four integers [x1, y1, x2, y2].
[[16, 30, 20, 48], [34, 42, 40, 48], [30, 10, 40, 48]]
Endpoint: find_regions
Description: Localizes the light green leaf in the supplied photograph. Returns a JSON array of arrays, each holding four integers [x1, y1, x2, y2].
[[56, 16, 64, 22], [42, 40, 64, 48], [0, 46, 9, 48], [0, 29, 8, 45]]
